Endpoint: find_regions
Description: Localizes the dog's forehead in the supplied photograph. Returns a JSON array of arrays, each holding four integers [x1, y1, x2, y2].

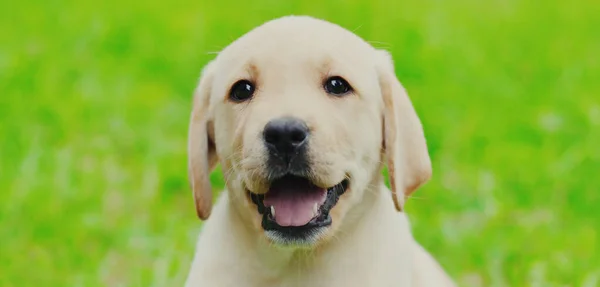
[[216, 16, 375, 69]]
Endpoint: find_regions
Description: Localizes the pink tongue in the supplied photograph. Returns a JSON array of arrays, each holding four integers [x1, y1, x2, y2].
[[263, 177, 327, 227]]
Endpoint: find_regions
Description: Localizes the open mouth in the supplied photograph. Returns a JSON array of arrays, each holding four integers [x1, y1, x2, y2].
[[249, 175, 349, 237]]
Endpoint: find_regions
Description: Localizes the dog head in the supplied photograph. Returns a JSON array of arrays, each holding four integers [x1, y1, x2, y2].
[[188, 16, 431, 247]]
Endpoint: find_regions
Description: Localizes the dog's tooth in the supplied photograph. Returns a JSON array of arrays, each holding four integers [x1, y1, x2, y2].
[[313, 203, 319, 216], [270, 206, 275, 217]]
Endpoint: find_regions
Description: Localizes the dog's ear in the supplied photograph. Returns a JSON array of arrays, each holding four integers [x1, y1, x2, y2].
[[188, 60, 219, 220], [376, 50, 432, 211]]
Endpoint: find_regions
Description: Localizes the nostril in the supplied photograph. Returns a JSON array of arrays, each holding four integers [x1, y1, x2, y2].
[[264, 128, 280, 145], [289, 128, 307, 145]]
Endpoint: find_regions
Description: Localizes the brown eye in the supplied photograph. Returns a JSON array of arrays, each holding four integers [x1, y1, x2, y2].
[[324, 76, 352, 96], [229, 80, 255, 102]]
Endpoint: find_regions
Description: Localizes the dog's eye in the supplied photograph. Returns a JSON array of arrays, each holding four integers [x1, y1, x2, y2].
[[229, 80, 255, 102], [324, 76, 352, 96]]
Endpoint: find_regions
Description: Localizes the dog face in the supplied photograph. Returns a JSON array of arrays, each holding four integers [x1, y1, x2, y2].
[[188, 16, 431, 247]]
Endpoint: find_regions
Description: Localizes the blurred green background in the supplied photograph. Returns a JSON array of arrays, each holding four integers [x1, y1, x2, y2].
[[1, 0, 599, 286]]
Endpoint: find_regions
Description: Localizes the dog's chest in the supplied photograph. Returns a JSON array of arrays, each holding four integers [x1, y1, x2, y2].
[[248, 238, 413, 287], [186, 234, 414, 287]]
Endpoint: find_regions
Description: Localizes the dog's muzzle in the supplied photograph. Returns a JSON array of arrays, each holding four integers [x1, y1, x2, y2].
[[247, 116, 349, 243]]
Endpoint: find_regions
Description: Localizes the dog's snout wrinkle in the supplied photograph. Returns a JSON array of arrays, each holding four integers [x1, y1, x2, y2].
[[263, 117, 309, 154]]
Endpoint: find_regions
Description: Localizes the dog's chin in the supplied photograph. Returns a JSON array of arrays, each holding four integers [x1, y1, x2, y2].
[[248, 174, 349, 247]]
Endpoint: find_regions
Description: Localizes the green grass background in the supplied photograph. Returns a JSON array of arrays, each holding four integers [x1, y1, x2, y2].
[[1, 0, 599, 286]]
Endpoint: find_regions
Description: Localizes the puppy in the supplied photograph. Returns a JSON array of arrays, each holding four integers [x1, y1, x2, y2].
[[185, 15, 455, 287]]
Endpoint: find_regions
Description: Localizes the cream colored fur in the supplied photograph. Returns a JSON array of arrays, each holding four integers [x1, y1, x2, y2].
[[185, 15, 455, 287]]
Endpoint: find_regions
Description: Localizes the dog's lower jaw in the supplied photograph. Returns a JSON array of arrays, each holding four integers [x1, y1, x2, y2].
[[264, 227, 328, 248]]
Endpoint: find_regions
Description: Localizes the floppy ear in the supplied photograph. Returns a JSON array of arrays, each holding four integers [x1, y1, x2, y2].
[[376, 50, 432, 211], [188, 60, 219, 220]]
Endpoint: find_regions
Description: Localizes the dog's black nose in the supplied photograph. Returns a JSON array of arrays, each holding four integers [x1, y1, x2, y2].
[[263, 117, 309, 155]]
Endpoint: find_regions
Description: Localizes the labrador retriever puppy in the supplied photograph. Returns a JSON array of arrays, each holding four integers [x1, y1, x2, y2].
[[185, 15, 455, 287]]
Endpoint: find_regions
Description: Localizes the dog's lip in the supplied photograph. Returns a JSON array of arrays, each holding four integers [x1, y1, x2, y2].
[[248, 176, 349, 231], [246, 176, 348, 195]]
